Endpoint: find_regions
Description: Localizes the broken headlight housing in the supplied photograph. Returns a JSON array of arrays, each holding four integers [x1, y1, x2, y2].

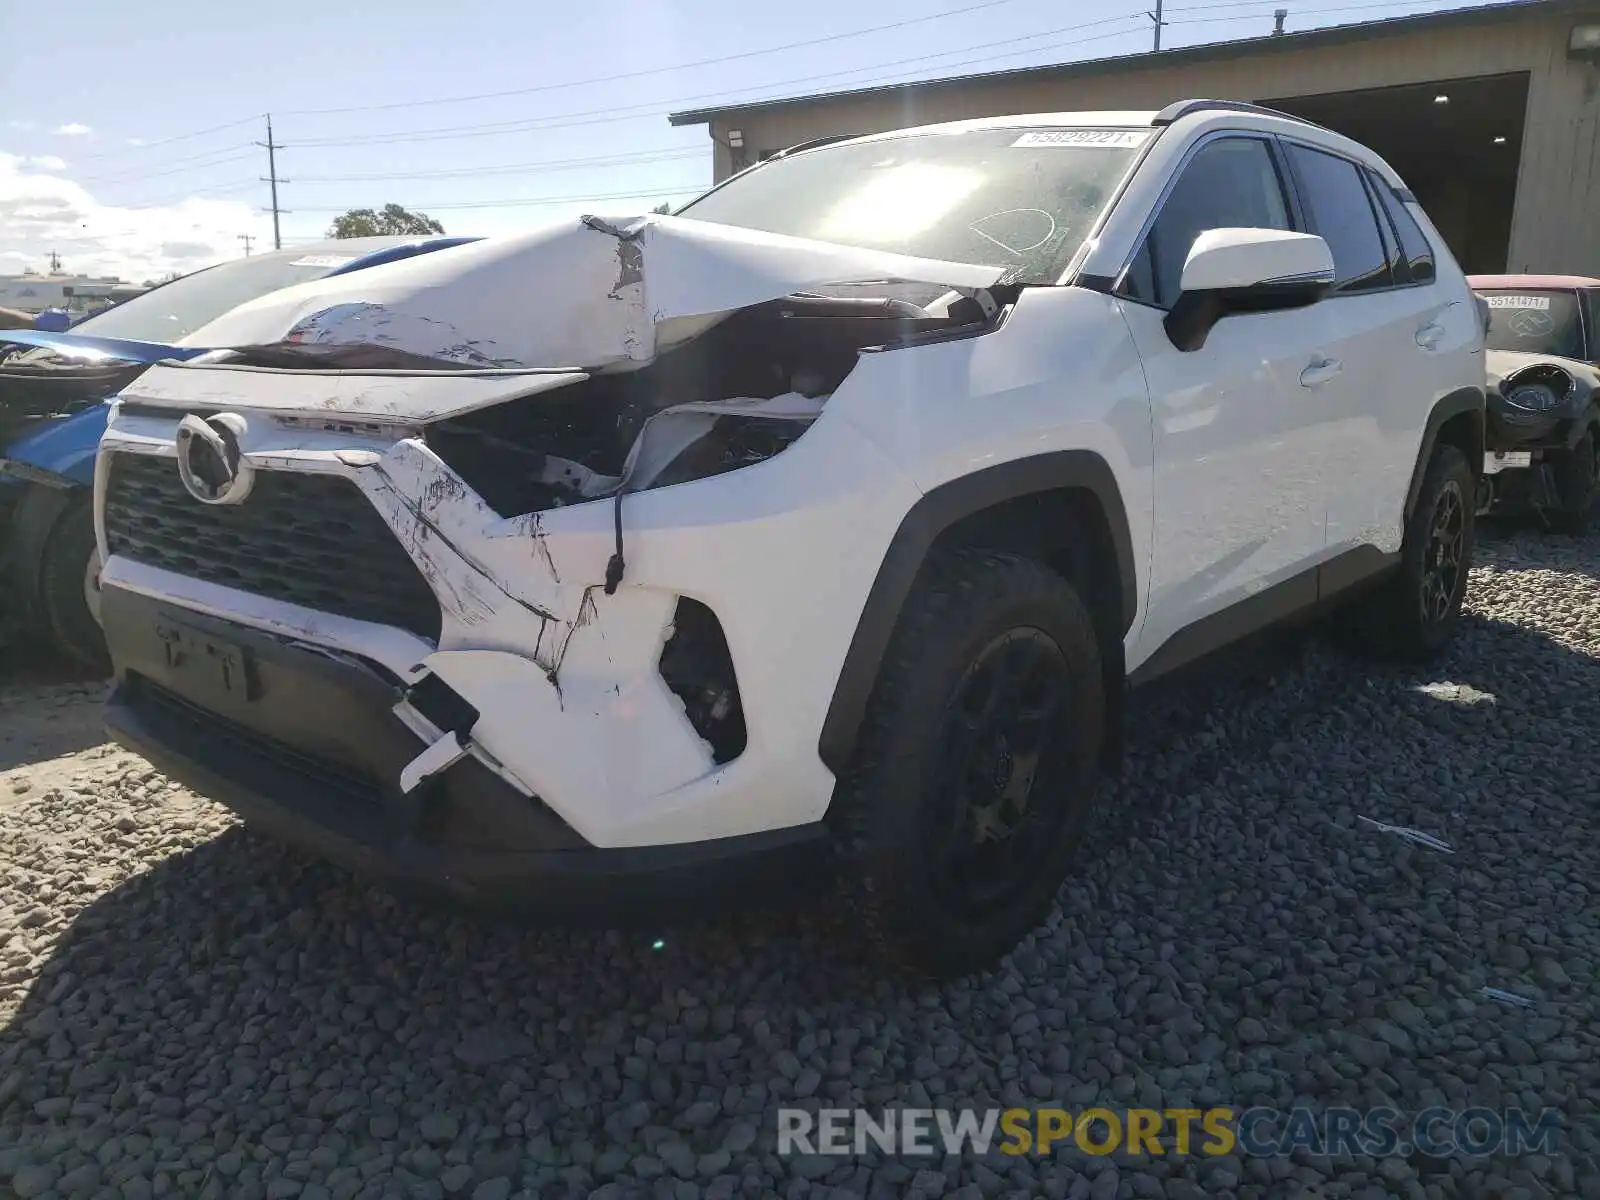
[[1502, 364, 1573, 413]]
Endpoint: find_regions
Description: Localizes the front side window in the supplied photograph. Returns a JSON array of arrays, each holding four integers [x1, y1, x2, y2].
[[676, 127, 1148, 285], [1120, 136, 1292, 309], [1283, 143, 1391, 293], [1480, 289, 1586, 360]]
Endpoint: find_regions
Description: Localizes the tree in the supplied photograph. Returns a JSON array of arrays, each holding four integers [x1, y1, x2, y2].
[[651, 202, 673, 215], [326, 203, 446, 239]]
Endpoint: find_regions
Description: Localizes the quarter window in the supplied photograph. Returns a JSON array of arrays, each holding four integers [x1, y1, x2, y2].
[[1366, 169, 1437, 285], [1120, 137, 1292, 309], [1283, 143, 1391, 293]]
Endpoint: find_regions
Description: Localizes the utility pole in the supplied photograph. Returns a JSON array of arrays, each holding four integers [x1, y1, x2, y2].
[[237, 234, 255, 256], [1147, 0, 1166, 51], [256, 115, 288, 251], [48, 251, 61, 273]]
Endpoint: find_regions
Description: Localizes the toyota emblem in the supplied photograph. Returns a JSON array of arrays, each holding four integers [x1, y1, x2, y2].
[[176, 412, 254, 505]]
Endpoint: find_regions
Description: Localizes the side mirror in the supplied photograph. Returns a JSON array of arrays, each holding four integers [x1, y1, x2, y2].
[[1164, 228, 1335, 352]]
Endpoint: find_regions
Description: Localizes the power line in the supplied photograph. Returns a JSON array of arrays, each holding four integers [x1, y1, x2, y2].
[[77, 146, 257, 186], [279, 0, 1034, 117], [290, 184, 708, 214], [1167, 0, 1471, 20], [59, 0, 1044, 149], [76, 115, 264, 162], [288, 146, 708, 184], [288, 15, 1146, 149]]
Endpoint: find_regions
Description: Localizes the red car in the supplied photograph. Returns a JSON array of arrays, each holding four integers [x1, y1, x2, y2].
[[1468, 274, 1600, 532]]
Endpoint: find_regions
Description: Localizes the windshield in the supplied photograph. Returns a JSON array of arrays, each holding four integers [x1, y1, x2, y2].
[[676, 127, 1149, 285], [1481, 290, 1587, 361], [67, 250, 371, 345]]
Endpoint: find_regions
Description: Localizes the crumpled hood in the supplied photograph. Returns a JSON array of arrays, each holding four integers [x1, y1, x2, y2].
[[175, 212, 1006, 374], [1486, 348, 1600, 392]]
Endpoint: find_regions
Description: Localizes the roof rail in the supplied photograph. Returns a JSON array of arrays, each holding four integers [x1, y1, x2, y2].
[[1150, 98, 1331, 131], [767, 133, 861, 160]]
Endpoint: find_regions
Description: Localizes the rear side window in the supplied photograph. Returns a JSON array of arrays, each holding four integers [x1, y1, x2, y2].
[[1367, 173, 1437, 285], [1121, 136, 1292, 309], [1283, 143, 1391, 293]]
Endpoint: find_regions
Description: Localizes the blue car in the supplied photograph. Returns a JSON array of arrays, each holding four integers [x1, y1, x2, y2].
[[0, 235, 478, 667]]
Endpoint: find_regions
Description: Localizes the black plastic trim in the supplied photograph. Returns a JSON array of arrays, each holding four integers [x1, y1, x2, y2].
[[1128, 545, 1397, 687], [1404, 386, 1487, 521], [817, 450, 1136, 775]]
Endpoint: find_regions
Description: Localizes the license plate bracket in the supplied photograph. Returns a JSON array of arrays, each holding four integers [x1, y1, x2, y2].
[[154, 618, 259, 706]]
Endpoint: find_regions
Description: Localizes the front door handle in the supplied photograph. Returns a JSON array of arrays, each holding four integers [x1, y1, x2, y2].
[[1300, 357, 1343, 388], [1416, 322, 1446, 348]]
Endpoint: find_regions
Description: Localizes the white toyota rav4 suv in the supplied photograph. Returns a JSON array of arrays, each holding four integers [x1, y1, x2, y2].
[[94, 100, 1484, 977]]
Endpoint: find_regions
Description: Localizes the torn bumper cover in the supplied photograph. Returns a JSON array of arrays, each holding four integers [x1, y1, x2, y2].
[[96, 211, 994, 894], [100, 587, 830, 918]]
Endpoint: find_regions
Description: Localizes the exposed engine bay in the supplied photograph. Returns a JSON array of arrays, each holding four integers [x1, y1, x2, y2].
[[421, 285, 1007, 517]]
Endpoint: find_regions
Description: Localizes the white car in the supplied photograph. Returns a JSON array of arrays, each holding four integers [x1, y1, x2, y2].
[[93, 100, 1484, 977]]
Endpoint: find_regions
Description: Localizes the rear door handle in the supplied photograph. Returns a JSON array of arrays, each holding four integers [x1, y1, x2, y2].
[[1300, 357, 1342, 388], [1416, 322, 1446, 348]]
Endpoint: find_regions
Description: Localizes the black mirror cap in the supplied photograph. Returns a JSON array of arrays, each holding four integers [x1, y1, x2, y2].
[[1164, 278, 1333, 352]]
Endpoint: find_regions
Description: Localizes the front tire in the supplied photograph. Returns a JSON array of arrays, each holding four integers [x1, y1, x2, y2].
[[39, 496, 109, 672], [1343, 443, 1475, 662], [831, 549, 1105, 979]]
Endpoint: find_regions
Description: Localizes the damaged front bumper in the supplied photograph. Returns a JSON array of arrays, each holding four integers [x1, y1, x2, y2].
[[101, 587, 829, 918], [96, 382, 923, 865]]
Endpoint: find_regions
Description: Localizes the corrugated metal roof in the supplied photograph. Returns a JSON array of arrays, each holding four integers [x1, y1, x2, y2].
[[668, 0, 1574, 126]]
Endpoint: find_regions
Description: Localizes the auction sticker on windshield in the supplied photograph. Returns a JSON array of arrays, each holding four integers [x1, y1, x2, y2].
[[1484, 294, 1552, 310], [288, 255, 359, 268], [1011, 130, 1151, 148]]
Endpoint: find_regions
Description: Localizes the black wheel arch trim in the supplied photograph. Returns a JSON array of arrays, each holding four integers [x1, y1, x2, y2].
[[817, 450, 1137, 776], [1404, 385, 1486, 522]]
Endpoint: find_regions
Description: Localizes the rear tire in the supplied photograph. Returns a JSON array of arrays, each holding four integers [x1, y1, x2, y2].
[[1340, 443, 1475, 663], [830, 548, 1104, 979], [1548, 428, 1596, 535], [39, 496, 109, 672]]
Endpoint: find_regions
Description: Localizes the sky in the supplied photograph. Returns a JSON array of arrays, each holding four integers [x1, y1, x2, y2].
[[0, 0, 1502, 283]]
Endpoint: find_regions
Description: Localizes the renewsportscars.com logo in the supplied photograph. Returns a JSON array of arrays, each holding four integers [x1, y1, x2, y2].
[[777, 1106, 1562, 1159]]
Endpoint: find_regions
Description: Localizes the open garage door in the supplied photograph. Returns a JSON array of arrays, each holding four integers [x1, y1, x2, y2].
[[1266, 73, 1528, 274]]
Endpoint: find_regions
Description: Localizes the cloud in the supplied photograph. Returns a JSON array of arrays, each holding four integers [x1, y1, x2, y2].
[[7, 120, 35, 132], [0, 153, 271, 282], [22, 156, 67, 172], [125, 138, 146, 147], [54, 123, 93, 137]]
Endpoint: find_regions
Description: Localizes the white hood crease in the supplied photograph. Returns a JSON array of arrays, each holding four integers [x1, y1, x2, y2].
[[172, 211, 1005, 376]]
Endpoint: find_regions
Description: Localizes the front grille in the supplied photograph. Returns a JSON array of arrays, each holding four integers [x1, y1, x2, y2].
[[130, 674, 387, 811], [104, 452, 442, 642]]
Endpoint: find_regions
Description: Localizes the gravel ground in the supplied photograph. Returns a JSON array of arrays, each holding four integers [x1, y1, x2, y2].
[[0, 522, 1597, 1200]]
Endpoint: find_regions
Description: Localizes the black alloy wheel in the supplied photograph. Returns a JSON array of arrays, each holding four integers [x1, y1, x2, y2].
[[1420, 478, 1466, 627], [925, 628, 1076, 920]]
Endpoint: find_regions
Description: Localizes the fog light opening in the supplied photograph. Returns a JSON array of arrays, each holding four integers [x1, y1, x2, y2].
[[660, 598, 747, 764]]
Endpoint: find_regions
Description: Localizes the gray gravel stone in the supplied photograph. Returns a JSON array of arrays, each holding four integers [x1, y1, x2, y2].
[[3, 525, 1600, 1200]]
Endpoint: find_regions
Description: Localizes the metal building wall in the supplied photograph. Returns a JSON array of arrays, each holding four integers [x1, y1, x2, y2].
[[695, 10, 1600, 274]]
